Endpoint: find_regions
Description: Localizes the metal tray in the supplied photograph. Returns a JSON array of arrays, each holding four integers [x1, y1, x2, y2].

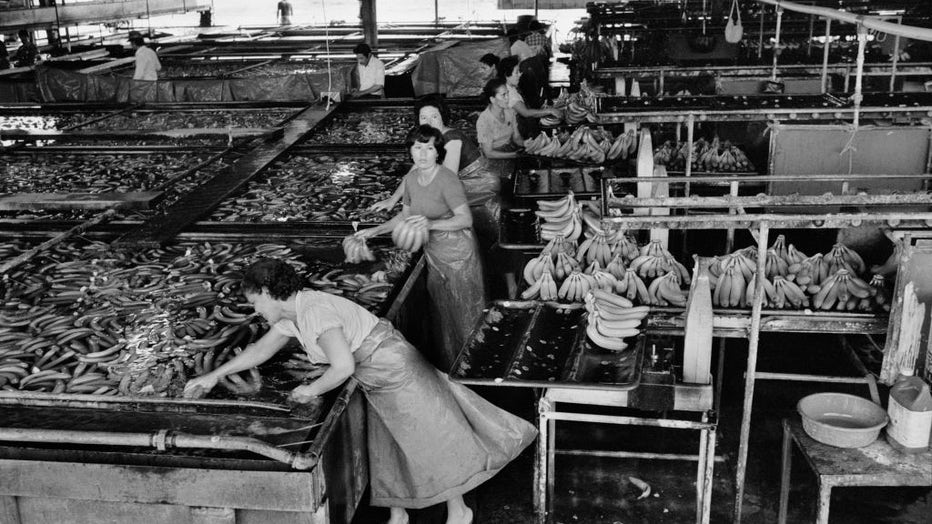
[[451, 300, 644, 390], [513, 167, 604, 199]]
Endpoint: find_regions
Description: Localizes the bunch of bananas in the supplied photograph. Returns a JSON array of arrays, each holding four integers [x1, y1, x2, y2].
[[808, 269, 874, 311], [536, 193, 583, 242], [764, 248, 790, 278], [614, 268, 651, 304], [341, 236, 376, 264], [826, 243, 866, 275], [524, 126, 611, 164], [391, 215, 429, 253], [558, 271, 597, 302], [522, 251, 557, 286], [584, 289, 649, 351], [744, 273, 809, 309], [541, 233, 577, 259], [521, 272, 559, 301], [577, 231, 616, 267], [712, 261, 749, 308], [587, 264, 620, 292], [655, 136, 754, 172], [791, 253, 828, 286], [563, 101, 599, 125], [869, 275, 891, 312], [646, 271, 688, 306], [629, 240, 692, 284], [553, 252, 581, 280], [605, 253, 628, 280]]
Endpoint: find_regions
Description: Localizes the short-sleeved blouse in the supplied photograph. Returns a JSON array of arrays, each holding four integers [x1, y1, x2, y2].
[[476, 107, 517, 150], [443, 128, 481, 171], [401, 165, 468, 220], [272, 290, 379, 363]]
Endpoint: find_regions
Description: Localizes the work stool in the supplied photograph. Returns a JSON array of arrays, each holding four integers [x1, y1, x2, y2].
[[778, 418, 932, 524], [534, 386, 717, 524]]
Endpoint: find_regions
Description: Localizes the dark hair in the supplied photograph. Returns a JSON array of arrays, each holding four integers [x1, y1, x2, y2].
[[481, 78, 507, 107], [497, 55, 521, 80], [242, 258, 306, 300], [479, 53, 499, 69], [18, 30, 30, 42], [352, 43, 371, 56], [405, 124, 446, 164], [129, 36, 145, 47], [414, 94, 450, 128]]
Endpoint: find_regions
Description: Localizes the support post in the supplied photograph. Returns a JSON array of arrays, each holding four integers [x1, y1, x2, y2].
[[772, 8, 783, 81], [853, 25, 867, 128], [733, 222, 770, 523], [360, 0, 377, 48], [821, 18, 831, 93]]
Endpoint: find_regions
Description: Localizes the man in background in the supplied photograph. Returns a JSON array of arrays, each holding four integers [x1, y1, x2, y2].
[[130, 31, 161, 81], [350, 43, 385, 98], [277, 0, 294, 26], [11, 29, 38, 68]]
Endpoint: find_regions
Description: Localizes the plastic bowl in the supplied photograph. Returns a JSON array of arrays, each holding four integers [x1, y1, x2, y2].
[[798, 393, 888, 448]]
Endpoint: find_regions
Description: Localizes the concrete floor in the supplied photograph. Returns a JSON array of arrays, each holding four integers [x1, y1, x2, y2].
[[353, 333, 931, 523]]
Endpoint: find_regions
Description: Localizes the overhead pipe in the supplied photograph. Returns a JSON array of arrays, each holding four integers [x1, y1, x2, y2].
[[754, 0, 932, 42], [0, 427, 318, 470]]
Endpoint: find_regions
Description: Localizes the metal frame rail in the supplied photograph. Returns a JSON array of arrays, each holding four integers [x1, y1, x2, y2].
[[602, 184, 932, 523]]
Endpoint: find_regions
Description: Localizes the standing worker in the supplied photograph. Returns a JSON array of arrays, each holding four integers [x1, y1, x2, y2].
[[475, 77, 525, 181], [11, 29, 38, 68], [354, 125, 485, 369], [129, 31, 161, 81], [350, 42, 385, 98], [277, 0, 293, 26], [183, 258, 536, 524]]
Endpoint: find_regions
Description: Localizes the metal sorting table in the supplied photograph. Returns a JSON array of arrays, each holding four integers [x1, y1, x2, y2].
[[449, 301, 717, 524], [0, 233, 428, 524], [778, 418, 932, 524]]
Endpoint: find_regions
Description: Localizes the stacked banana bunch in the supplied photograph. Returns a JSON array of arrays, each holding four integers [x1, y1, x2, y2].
[[521, 235, 577, 301], [342, 236, 376, 264], [654, 137, 754, 172], [524, 126, 637, 164], [710, 235, 886, 311], [583, 290, 649, 351], [551, 85, 599, 126], [391, 215, 429, 253], [536, 192, 583, 242]]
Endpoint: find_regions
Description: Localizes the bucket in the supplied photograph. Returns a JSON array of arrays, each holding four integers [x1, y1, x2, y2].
[[886, 370, 932, 453]]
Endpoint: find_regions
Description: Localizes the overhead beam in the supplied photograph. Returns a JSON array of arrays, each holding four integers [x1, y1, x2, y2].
[[754, 0, 932, 42], [1, 0, 212, 31]]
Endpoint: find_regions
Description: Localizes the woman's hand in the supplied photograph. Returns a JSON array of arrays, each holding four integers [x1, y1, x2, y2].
[[549, 107, 563, 118], [354, 227, 379, 239], [369, 199, 395, 212], [183, 373, 219, 399], [289, 384, 318, 404]]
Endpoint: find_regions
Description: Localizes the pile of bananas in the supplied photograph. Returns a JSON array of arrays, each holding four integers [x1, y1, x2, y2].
[[710, 235, 887, 312], [584, 290, 649, 351], [83, 110, 297, 131], [653, 137, 754, 172], [552, 85, 599, 126], [342, 236, 376, 264], [521, 236, 576, 301], [629, 240, 692, 284], [0, 239, 406, 398], [1, 113, 104, 131], [391, 215, 430, 252], [576, 231, 618, 268], [523, 126, 636, 163], [536, 192, 583, 242]]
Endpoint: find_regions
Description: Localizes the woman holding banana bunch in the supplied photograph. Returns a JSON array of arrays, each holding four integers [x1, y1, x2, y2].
[[353, 124, 485, 370]]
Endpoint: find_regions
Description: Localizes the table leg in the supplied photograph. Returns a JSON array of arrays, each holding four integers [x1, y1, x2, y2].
[[696, 414, 709, 524], [546, 413, 556, 519], [778, 421, 792, 524], [535, 397, 552, 524], [816, 483, 832, 524], [700, 424, 716, 524]]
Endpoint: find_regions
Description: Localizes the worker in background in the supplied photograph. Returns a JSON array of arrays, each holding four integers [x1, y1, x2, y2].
[[129, 31, 161, 82], [11, 29, 38, 68], [478, 53, 500, 80], [0, 43, 11, 70], [498, 55, 561, 139], [184, 258, 535, 524], [277, 0, 293, 26], [350, 42, 385, 98], [476, 77, 524, 181]]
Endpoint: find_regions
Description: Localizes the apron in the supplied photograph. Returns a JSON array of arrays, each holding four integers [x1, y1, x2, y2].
[[353, 319, 538, 508]]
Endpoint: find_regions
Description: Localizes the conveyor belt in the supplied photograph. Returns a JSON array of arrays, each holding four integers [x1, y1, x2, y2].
[[113, 104, 338, 247]]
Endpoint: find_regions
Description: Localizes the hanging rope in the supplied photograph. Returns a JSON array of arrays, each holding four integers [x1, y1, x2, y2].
[[320, 0, 332, 109]]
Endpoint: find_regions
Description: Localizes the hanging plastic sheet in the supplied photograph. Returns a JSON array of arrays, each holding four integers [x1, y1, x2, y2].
[[173, 79, 229, 102], [458, 156, 502, 251], [0, 77, 40, 103], [412, 37, 511, 97], [116, 78, 174, 103], [228, 74, 314, 101], [304, 65, 354, 95], [35, 66, 91, 102], [423, 228, 487, 371]]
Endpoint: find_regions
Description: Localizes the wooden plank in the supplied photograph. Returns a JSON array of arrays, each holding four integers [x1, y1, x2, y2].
[[2, 0, 211, 29], [608, 192, 932, 209], [0, 460, 318, 512], [0, 192, 162, 211], [17, 497, 191, 523]]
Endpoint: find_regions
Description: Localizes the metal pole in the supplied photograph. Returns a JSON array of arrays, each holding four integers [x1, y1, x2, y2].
[[853, 25, 867, 128], [771, 8, 783, 81], [733, 221, 770, 524], [890, 16, 902, 93], [435, 0, 439, 27], [821, 18, 831, 93], [535, 0, 539, 20], [807, 14, 814, 57], [758, 5, 765, 59]]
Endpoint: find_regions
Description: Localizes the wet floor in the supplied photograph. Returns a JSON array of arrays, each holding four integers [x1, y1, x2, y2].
[[353, 333, 931, 523]]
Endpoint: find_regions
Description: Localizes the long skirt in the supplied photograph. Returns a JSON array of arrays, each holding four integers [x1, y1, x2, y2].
[[424, 228, 486, 371], [459, 156, 501, 252], [354, 319, 538, 508]]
